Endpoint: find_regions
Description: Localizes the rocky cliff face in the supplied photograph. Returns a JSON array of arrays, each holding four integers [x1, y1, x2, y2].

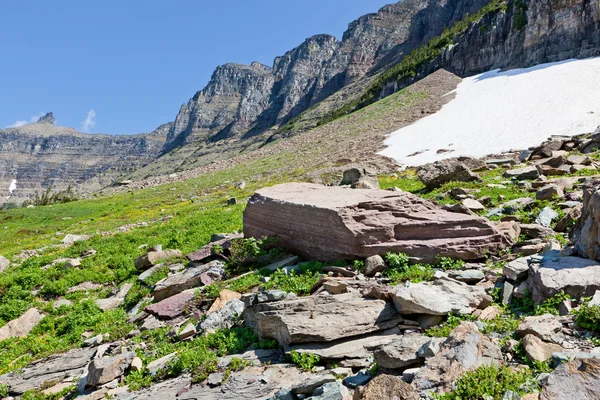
[[163, 0, 440, 151], [0, 116, 166, 204]]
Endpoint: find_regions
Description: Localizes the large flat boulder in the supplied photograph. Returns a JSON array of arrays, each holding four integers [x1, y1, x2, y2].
[[153, 260, 225, 301], [527, 250, 600, 303], [392, 280, 491, 315], [417, 159, 481, 189], [243, 183, 511, 263], [243, 292, 404, 347]]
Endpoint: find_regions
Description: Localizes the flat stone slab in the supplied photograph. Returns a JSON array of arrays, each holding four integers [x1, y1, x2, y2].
[[286, 328, 401, 367], [153, 260, 225, 301], [145, 291, 194, 319], [244, 183, 510, 263], [527, 250, 600, 303], [243, 292, 404, 346], [0, 347, 96, 395]]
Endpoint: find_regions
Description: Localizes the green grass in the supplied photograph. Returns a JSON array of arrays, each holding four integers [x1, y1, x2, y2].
[[288, 350, 321, 372]]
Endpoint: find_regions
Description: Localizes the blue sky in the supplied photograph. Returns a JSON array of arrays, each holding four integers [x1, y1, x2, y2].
[[0, 1, 392, 134]]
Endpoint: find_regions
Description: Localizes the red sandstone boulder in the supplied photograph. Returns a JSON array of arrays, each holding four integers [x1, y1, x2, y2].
[[243, 183, 511, 263]]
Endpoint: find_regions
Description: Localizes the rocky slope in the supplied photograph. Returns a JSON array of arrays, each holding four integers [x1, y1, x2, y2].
[[0, 113, 166, 204]]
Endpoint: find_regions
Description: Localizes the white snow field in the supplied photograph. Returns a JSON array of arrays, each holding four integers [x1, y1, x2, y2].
[[380, 57, 600, 166]]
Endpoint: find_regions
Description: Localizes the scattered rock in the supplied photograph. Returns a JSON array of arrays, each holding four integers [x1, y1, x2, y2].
[[417, 159, 481, 190], [0, 255, 10, 272], [412, 322, 502, 395], [516, 315, 563, 344], [573, 181, 600, 260], [522, 334, 563, 362], [87, 352, 135, 388], [145, 291, 194, 319], [208, 289, 242, 314], [0, 308, 43, 341], [374, 334, 430, 369], [504, 166, 540, 180], [392, 280, 491, 315], [359, 374, 419, 400], [462, 198, 485, 212], [243, 183, 510, 263], [364, 255, 385, 277], [153, 260, 225, 301], [447, 269, 485, 284], [340, 167, 379, 189], [134, 249, 182, 270], [287, 328, 401, 368], [62, 234, 90, 245], [536, 185, 563, 201], [178, 323, 196, 341], [131, 357, 143, 372], [68, 281, 103, 293], [83, 334, 103, 347], [504, 257, 530, 282], [292, 374, 336, 395], [536, 207, 559, 228], [147, 352, 178, 377], [199, 298, 245, 332]]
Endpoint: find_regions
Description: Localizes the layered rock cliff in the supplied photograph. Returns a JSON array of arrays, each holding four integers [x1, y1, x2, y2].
[[0, 114, 166, 203]]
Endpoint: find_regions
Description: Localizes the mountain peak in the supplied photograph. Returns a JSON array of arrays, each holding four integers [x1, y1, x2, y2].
[[36, 112, 55, 125]]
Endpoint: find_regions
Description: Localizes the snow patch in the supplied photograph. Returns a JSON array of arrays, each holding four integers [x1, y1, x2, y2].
[[380, 57, 600, 166], [8, 179, 16, 194]]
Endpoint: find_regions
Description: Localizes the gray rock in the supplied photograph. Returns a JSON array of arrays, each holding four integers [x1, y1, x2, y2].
[[503, 257, 530, 282], [520, 224, 556, 239], [504, 166, 540, 180], [0, 255, 10, 272], [573, 182, 600, 260], [340, 167, 379, 189], [244, 292, 403, 346], [364, 255, 385, 277], [153, 260, 225, 301], [374, 334, 430, 369], [287, 328, 400, 367], [147, 352, 178, 377], [199, 298, 245, 332], [361, 374, 419, 399], [218, 349, 282, 370], [417, 159, 480, 190], [392, 279, 491, 315], [134, 249, 182, 271], [536, 207, 559, 228], [462, 198, 485, 212], [343, 371, 372, 388], [0, 347, 96, 395], [522, 334, 563, 362], [83, 334, 103, 347], [292, 374, 336, 395], [536, 185, 564, 201], [245, 290, 288, 306], [541, 358, 600, 400], [307, 381, 348, 400], [412, 322, 502, 395], [516, 315, 563, 344], [87, 352, 135, 388], [178, 323, 196, 341], [447, 269, 485, 283], [0, 308, 43, 341], [527, 251, 600, 303], [416, 338, 445, 358]]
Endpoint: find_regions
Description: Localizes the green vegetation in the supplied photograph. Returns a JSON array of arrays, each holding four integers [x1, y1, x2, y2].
[[127, 327, 260, 389], [319, 0, 507, 125], [512, 0, 528, 31], [288, 351, 321, 372], [383, 252, 434, 284], [575, 303, 600, 332], [0, 300, 132, 374], [434, 364, 536, 400], [425, 314, 477, 337]]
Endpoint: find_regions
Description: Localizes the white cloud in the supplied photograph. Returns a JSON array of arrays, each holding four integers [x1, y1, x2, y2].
[[81, 109, 96, 132], [6, 112, 45, 128]]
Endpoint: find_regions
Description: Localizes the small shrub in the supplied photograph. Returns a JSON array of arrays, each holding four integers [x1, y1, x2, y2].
[[434, 364, 536, 400], [288, 351, 320, 371], [436, 257, 465, 271], [575, 303, 600, 331], [353, 260, 365, 273]]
